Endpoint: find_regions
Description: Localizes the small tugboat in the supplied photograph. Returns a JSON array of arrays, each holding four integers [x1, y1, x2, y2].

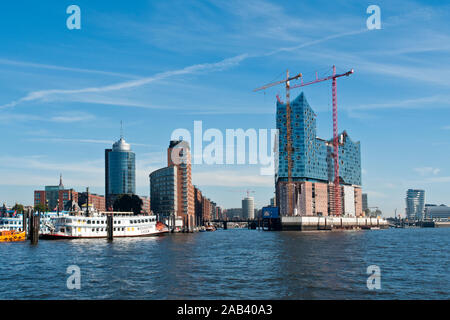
[[0, 230, 26, 242]]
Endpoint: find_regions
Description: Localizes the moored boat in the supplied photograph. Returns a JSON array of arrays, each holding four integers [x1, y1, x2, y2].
[[0, 230, 26, 242], [0, 211, 69, 234], [41, 211, 169, 239]]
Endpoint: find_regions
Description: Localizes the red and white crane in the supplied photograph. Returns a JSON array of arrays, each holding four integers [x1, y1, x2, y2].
[[292, 66, 353, 216], [254, 66, 353, 216]]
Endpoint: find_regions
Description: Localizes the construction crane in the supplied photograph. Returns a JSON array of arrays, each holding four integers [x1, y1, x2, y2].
[[291, 66, 353, 216], [227, 189, 255, 198], [253, 66, 353, 217], [253, 71, 302, 216]]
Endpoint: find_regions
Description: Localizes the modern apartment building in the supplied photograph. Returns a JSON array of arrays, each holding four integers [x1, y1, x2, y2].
[[150, 140, 195, 230], [406, 189, 425, 220], [150, 166, 178, 220]]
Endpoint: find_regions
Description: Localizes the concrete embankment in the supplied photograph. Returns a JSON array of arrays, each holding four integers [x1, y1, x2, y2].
[[435, 221, 450, 228], [281, 216, 388, 231]]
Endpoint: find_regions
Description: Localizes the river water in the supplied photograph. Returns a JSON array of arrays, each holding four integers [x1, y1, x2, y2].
[[0, 228, 448, 299]]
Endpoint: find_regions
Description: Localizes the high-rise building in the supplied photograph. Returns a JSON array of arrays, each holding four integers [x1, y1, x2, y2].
[[105, 136, 136, 209], [168, 140, 195, 229], [406, 189, 425, 220], [275, 92, 362, 217], [242, 197, 255, 219], [150, 140, 195, 230], [362, 193, 368, 212], [150, 166, 177, 220]]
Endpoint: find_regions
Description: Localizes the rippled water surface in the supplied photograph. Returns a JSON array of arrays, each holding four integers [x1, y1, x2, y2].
[[0, 228, 448, 299]]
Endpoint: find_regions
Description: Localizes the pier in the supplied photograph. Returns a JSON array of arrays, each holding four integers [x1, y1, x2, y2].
[[280, 216, 388, 231]]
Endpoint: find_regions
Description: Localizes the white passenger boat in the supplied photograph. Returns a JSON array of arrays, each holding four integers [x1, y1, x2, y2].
[[41, 211, 169, 239], [0, 211, 69, 234]]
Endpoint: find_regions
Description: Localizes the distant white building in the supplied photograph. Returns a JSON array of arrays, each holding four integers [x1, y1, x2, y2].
[[242, 197, 254, 220]]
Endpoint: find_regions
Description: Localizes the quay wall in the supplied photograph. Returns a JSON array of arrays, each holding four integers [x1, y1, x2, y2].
[[281, 216, 388, 231]]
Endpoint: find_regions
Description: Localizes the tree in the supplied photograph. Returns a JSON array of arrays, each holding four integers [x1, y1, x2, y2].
[[12, 203, 24, 213], [113, 194, 143, 215], [34, 203, 48, 213]]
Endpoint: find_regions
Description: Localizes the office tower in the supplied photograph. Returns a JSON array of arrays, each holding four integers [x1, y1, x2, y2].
[[242, 197, 255, 219], [406, 189, 425, 220], [105, 136, 136, 209]]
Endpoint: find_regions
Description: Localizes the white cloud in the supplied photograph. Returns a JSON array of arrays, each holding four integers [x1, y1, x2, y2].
[[414, 167, 441, 176], [0, 111, 96, 123], [364, 190, 388, 199], [0, 54, 248, 109], [49, 112, 95, 123], [193, 169, 272, 187], [0, 58, 139, 79]]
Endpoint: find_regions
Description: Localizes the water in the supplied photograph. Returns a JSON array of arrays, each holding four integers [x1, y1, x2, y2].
[[0, 228, 448, 299]]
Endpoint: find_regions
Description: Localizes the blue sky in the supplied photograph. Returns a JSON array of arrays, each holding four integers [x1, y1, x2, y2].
[[0, 0, 449, 217]]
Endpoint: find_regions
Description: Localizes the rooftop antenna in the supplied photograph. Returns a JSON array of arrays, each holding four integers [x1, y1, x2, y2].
[[120, 120, 124, 139]]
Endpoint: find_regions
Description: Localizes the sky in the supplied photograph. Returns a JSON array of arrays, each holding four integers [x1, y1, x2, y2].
[[0, 0, 449, 217]]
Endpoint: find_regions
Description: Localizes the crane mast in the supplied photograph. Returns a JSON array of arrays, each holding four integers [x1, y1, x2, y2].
[[285, 70, 294, 217], [292, 66, 354, 216], [254, 71, 301, 216], [254, 66, 353, 217]]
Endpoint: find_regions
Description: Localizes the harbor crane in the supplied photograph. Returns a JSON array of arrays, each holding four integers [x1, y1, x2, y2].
[[254, 66, 353, 216]]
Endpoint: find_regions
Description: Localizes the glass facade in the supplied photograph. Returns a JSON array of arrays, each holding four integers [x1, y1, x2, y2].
[[276, 92, 361, 186], [106, 138, 136, 198], [149, 166, 177, 217], [327, 132, 361, 186], [406, 189, 425, 220], [45, 185, 63, 210]]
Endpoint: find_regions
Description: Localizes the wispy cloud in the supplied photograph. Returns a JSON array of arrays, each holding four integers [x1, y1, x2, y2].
[[347, 95, 450, 112], [0, 54, 248, 109], [414, 167, 441, 176], [27, 137, 156, 148], [1, 24, 378, 111], [49, 112, 96, 123], [0, 156, 103, 175], [0, 58, 140, 79], [0, 111, 96, 123], [193, 169, 272, 187]]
